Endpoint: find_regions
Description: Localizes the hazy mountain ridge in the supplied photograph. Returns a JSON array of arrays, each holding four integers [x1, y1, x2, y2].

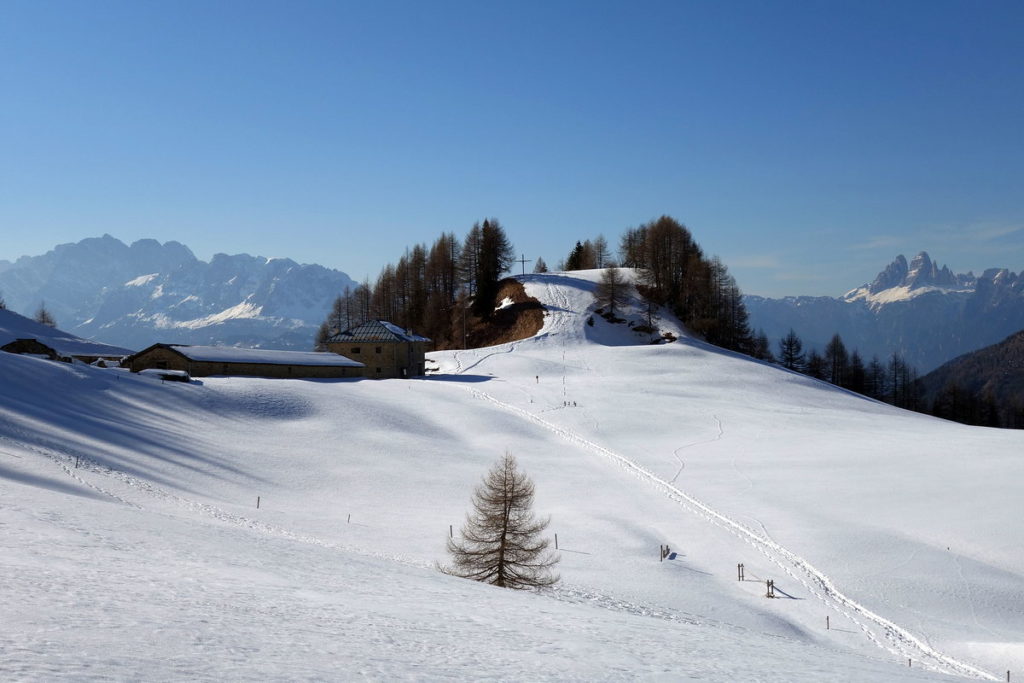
[[0, 235, 357, 351], [747, 251, 1024, 373], [918, 329, 1024, 426]]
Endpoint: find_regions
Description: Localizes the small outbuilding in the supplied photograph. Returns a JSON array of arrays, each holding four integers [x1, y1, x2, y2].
[[128, 344, 364, 379], [326, 320, 430, 378]]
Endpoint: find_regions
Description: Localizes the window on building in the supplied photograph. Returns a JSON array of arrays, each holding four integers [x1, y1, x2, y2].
[[375, 367, 382, 375], [375, 346, 382, 354], [351, 347, 361, 354]]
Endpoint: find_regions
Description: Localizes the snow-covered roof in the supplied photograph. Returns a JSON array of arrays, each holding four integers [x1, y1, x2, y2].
[[327, 320, 431, 344], [162, 345, 364, 367]]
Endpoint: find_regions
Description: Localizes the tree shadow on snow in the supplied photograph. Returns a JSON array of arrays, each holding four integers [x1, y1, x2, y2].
[[0, 462, 110, 502], [423, 374, 492, 383]]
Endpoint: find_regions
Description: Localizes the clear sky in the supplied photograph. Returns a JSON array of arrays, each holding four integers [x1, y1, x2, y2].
[[2, 1, 1022, 296]]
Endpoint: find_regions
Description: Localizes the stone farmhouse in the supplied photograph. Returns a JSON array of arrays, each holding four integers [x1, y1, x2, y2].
[[326, 320, 431, 379], [128, 344, 364, 379]]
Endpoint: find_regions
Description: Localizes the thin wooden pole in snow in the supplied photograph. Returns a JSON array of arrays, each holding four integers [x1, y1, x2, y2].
[[256, 496, 260, 509], [826, 615, 830, 630], [347, 513, 351, 524], [449, 524, 453, 539], [554, 533, 558, 550]]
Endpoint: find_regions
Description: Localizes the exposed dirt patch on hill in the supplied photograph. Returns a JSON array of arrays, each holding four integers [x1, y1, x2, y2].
[[443, 278, 544, 350]]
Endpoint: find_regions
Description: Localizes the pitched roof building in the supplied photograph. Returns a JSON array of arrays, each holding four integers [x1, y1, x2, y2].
[[128, 344, 364, 379], [326, 320, 430, 379]]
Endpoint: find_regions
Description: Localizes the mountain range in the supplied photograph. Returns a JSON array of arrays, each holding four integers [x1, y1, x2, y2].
[[0, 235, 356, 351], [3, 237, 1022, 374], [746, 251, 1024, 373]]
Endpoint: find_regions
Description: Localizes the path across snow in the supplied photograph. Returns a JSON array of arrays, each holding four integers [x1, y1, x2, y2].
[[462, 384, 997, 680]]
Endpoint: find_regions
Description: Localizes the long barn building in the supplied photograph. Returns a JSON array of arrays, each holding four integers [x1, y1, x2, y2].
[[128, 344, 364, 379]]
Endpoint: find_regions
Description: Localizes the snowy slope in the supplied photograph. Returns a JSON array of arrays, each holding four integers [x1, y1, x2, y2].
[[1, 270, 1022, 681], [0, 308, 133, 357]]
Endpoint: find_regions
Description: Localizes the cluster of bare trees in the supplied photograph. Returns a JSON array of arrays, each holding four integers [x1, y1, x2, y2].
[[618, 216, 752, 353], [315, 213, 755, 358], [315, 219, 513, 350]]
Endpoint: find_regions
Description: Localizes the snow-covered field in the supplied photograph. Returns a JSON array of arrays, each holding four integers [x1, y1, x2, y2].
[[1, 270, 1021, 681]]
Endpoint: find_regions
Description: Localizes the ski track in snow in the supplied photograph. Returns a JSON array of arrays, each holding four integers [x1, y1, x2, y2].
[[457, 343, 517, 376], [670, 414, 724, 484], [464, 386, 999, 681]]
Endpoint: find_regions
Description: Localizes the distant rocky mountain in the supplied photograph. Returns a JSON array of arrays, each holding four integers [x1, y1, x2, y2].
[[918, 330, 1024, 428], [0, 235, 357, 351], [746, 252, 1024, 373]]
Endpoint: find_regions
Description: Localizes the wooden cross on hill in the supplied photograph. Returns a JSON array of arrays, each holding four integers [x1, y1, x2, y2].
[[516, 254, 532, 276]]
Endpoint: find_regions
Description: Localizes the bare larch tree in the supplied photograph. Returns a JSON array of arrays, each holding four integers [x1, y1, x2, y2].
[[594, 266, 630, 318], [444, 453, 559, 589]]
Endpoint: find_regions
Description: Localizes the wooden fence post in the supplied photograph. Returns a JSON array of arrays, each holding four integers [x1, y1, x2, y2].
[[256, 496, 260, 509], [554, 533, 558, 550]]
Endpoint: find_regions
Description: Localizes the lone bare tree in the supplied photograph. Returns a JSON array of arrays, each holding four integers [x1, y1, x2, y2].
[[443, 453, 559, 589], [34, 303, 56, 327], [594, 266, 630, 317]]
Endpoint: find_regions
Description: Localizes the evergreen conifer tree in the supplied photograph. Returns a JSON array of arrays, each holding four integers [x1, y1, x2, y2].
[[778, 329, 805, 371]]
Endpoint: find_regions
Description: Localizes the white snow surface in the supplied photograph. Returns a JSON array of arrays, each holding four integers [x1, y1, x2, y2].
[[1, 270, 1022, 681]]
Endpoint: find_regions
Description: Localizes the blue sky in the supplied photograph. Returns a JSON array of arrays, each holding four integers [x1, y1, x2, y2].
[[2, 1, 1022, 296]]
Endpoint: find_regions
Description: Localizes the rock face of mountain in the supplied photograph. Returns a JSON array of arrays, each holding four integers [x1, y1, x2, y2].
[[746, 252, 1024, 373], [0, 235, 357, 351]]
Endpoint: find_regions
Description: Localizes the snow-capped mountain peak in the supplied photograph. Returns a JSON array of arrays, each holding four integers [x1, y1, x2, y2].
[[0, 236, 356, 351], [845, 251, 974, 305], [748, 251, 1024, 373]]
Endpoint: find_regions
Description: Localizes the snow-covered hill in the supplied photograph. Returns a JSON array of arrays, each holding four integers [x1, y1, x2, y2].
[[2, 270, 1021, 681], [746, 252, 1024, 373], [0, 307, 132, 358], [0, 235, 357, 351]]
